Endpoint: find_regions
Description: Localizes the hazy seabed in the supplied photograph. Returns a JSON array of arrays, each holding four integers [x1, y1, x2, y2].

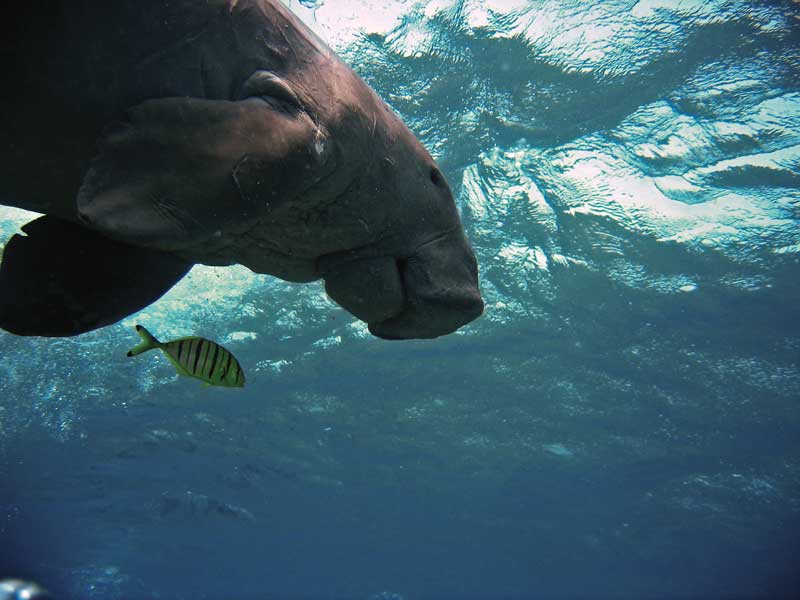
[[2, 1, 799, 598]]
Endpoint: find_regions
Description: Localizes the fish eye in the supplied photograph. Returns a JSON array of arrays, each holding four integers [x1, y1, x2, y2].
[[430, 167, 443, 186]]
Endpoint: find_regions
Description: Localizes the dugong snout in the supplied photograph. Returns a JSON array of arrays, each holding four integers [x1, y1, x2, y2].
[[371, 230, 483, 339], [322, 230, 483, 340]]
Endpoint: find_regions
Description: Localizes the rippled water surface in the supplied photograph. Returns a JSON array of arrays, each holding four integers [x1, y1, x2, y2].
[[2, 1, 799, 598]]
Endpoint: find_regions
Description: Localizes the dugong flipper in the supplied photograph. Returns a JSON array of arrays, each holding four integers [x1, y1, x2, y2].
[[76, 90, 323, 253], [0, 0, 483, 340], [0, 217, 191, 336]]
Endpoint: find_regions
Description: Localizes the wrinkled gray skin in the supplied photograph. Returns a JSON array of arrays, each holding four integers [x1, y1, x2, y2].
[[1, 0, 482, 339]]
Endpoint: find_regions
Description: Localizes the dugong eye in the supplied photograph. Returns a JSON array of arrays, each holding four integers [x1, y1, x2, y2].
[[430, 167, 443, 186]]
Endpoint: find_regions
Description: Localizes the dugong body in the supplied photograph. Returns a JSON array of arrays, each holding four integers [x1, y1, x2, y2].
[[0, 0, 482, 339]]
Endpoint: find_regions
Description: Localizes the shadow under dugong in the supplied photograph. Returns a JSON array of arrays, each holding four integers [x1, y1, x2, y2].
[[0, 0, 483, 340]]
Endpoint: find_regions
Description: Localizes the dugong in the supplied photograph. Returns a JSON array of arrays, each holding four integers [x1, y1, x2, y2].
[[0, 0, 482, 339]]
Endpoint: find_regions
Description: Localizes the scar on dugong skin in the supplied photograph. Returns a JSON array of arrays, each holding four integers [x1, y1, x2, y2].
[[0, 0, 483, 340]]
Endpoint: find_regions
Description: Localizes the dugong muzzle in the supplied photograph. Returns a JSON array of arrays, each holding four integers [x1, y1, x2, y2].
[[322, 229, 482, 340]]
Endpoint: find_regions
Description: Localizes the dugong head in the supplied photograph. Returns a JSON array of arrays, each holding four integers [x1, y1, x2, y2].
[[75, 2, 483, 340], [78, 81, 483, 340], [226, 61, 485, 340], [315, 91, 484, 340]]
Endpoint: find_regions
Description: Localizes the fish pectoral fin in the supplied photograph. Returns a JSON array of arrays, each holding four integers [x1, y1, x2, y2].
[[161, 351, 191, 378], [0, 216, 191, 337], [77, 95, 324, 252]]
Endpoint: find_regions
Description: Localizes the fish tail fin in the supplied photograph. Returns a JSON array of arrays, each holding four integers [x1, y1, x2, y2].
[[126, 324, 163, 357]]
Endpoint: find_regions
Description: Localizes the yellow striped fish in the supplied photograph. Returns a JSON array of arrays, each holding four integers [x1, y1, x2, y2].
[[127, 324, 245, 388]]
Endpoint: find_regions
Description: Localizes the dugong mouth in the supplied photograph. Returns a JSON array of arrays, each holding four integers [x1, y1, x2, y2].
[[321, 230, 483, 339]]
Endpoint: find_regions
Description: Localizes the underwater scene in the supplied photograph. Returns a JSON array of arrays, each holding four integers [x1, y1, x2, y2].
[[1, 0, 799, 598]]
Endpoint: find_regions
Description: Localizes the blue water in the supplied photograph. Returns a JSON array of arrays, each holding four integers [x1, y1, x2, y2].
[[2, 1, 799, 598]]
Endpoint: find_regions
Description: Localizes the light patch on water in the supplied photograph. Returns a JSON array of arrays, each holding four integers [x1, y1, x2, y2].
[[465, 6, 491, 30], [694, 144, 800, 182], [742, 476, 778, 498], [312, 334, 342, 349], [255, 359, 292, 374], [558, 150, 715, 224], [556, 141, 795, 259], [399, 396, 447, 422], [463, 434, 493, 449], [367, 592, 406, 600], [400, 405, 429, 421], [275, 309, 304, 333], [0, 206, 40, 230], [656, 222, 740, 246], [292, 393, 342, 415], [631, 0, 719, 19], [652, 175, 703, 202], [550, 253, 589, 269], [720, 275, 772, 292], [773, 243, 800, 255], [120, 265, 262, 340], [72, 563, 128, 599], [346, 320, 371, 339], [423, 0, 451, 19], [307, 0, 417, 50], [683, 472, 782, 508], [621, 272, 700, 295], [498, 242, 549, 272], [543, 443, 574, 457], [0, 362, 18, 389], [222, 331, 257, 344]]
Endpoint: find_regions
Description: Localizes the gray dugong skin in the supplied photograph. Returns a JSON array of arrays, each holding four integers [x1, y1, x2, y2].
[[0, 0, 483, 339]]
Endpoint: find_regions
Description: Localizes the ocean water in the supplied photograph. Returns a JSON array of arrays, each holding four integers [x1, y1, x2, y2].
[[1, 1, 799, 598]]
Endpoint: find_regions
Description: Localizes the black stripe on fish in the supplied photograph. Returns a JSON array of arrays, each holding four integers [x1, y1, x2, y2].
[[193, 340, 204, 375], [183, 339, 197, 371], [200, 340, 211, 376], [200, 340, 213, 378], [214, 348, 227, 380], [180, 339, 190, 369], [178, 340, 185, 363], [221, 351, 232, 380], [207, 343, 219, 379]]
